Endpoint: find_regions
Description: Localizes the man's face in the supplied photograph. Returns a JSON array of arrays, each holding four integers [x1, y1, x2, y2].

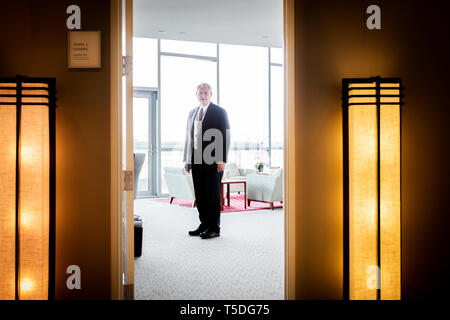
[[197, 86, 212, 106]]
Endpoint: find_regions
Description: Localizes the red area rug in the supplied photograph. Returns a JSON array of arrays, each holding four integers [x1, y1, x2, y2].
[[149, 194, 283, 213]]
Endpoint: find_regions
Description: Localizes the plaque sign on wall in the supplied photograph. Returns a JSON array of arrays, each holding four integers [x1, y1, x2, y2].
[[68, 31, 101, 68]]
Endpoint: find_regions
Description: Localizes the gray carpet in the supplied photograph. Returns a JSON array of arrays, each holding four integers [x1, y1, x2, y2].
[[133, 199, 284, 300]]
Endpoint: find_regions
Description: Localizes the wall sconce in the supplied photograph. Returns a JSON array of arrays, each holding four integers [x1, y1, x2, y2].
[[0, 76, 56, 300], [342, 76, 403, 300]]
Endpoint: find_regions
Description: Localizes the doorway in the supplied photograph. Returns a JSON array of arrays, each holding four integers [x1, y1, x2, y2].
[[110, 0, 297, 300]]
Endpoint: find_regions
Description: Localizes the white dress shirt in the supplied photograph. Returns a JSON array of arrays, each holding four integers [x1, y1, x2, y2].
[[194, 103, 210, 150]]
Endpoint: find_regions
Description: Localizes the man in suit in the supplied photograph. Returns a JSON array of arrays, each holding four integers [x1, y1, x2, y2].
[[183, 83, 230, 239]]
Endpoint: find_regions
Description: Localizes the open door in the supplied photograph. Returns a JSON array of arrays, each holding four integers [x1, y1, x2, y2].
[[121, 0, 134, 300], [110, 0, 134, 300]]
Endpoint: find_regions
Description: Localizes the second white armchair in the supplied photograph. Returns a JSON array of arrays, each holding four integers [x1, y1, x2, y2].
[[247, 168, 283, 210]]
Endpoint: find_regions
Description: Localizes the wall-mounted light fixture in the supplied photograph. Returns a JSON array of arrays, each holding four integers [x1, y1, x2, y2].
[[0, 76, 56, 300], [342, 76, 403, 300]]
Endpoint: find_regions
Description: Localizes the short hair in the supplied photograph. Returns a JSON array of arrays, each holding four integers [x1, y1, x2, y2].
[[196, 83, 212, 92]]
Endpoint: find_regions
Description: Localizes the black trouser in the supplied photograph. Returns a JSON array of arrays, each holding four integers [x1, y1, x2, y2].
[[191, 163, 223, 233]]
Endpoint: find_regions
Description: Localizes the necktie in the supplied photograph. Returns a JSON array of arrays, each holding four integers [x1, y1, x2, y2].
[[195, 107, 204, 150]]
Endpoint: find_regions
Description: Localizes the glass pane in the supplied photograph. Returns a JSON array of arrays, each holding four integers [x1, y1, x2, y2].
[[133, 97, 149, 192], [133, 37, 158, 88], [219, 44, 269, 169], [160, 55, 217, 192], [161, 39, 217, 57], [270, 65, 284, 167], [270, 47, 283, 64]]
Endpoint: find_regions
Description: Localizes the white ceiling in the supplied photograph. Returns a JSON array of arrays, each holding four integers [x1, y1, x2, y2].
[[133, 0, 283, 48]]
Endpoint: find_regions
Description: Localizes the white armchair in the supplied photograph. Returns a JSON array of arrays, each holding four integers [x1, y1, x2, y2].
[[247, 168, 283, 210], [163, 167, 196, 207], [223, 163, 258, 193]]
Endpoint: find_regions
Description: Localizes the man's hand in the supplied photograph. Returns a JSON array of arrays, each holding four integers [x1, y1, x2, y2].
[[217, 162, 226, 172], [184, 163, 190, 173]]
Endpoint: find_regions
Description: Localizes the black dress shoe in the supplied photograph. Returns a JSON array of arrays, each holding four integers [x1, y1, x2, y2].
[[200, 230, 220, 239], [188, 227, 206, 236]]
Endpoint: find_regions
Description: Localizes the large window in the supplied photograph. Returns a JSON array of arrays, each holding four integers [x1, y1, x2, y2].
[[133, 38, 283, 196]]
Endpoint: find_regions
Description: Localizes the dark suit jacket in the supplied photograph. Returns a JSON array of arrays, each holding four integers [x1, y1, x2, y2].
[[183, 103, 230, 170]]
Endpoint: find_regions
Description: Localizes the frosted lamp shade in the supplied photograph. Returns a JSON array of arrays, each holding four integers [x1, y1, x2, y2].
[[0, 78, 55, 300], [343, 77, 402, 300]]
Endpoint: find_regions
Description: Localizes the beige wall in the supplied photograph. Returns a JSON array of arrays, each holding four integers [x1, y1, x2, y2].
[[293, 0, 450, 299], [0, 0, 111, 299]]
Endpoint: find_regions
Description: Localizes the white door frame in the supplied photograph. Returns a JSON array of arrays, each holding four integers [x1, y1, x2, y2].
[[109, 0, 297, 300]]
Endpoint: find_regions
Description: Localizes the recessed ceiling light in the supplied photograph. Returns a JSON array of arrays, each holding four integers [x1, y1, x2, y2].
[[179, 32, 186, 35], [157, 30, 166, 33], [262, 35, 269, 39]]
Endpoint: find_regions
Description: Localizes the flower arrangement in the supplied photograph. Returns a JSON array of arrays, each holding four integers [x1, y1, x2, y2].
[[255, 162, 265, 172]]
